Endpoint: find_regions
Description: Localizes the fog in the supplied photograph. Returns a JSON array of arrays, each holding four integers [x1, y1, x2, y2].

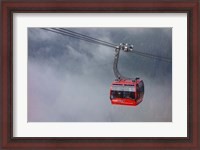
[[28, 28, 172, 122]]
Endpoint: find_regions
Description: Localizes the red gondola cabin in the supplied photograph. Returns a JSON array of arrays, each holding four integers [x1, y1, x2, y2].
[[110, 78, 144, 106]]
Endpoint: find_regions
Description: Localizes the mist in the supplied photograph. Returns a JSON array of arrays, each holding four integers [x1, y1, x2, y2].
[[28, 28, 172, 122]]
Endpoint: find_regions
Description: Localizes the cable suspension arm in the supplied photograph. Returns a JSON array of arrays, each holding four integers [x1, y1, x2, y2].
[[113, 44, 136, 80]]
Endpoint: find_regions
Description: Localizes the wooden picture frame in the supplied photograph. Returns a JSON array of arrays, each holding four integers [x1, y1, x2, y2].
[[1, 0, 199, 149]]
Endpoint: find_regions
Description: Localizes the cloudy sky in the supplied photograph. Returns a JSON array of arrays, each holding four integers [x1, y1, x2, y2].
[[28, 27, 172, 122]]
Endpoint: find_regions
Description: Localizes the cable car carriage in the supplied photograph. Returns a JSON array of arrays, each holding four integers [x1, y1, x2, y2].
[[110, 43, 145, 106], [110, 78, 144, 106]]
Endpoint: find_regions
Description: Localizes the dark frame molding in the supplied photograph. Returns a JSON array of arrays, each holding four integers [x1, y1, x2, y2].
[[1, 0, 199, 149]]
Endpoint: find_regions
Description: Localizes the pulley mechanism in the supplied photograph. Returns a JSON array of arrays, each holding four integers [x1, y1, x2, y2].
[[118, 43, 133, 52]]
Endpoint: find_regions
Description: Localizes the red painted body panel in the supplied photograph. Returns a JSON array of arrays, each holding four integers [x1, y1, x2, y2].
[[111, 96, 144, 106]]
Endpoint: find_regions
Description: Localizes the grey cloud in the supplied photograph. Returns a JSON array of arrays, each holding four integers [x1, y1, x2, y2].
[[28, 27, 172, 122]]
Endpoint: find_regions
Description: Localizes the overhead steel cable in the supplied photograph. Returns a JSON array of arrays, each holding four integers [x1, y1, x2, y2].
[[59, 28, 117, 48], [41, 28, 115, 48], [41, 28, 172, 63], [41, 28, 116, 49], [130, 51, 172, 63], [52, 28, 116, 48]]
